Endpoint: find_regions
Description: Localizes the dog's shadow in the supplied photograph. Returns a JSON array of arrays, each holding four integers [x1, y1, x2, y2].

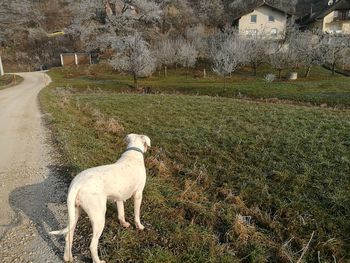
[[7, 165, 90, 262]]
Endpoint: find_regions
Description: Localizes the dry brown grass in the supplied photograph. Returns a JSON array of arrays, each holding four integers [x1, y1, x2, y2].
[[93, 113, 124, 135]]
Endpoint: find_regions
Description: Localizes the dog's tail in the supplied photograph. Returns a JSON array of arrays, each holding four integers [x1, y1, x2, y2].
[[49, 184, 80, 236], [49, 227, 69, 235]]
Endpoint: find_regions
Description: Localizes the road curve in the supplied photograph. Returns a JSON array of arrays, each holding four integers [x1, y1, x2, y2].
[[0, 72, 67, 262]]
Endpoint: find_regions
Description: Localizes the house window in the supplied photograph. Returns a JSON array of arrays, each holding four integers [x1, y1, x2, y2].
[[251, 15, 257, 23], [246, 29, 258, 37], [271, 28, 278, 36], [268, 15, 275, 22], [339, 10, 349, 20]]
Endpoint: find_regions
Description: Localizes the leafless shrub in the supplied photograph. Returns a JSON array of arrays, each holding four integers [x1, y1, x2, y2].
[[79, 102, 124, 135], [106, 118, 124, 134], [265, 73, 276, 83], [94, 117, 124, 135], [146, 147, 170, 178]]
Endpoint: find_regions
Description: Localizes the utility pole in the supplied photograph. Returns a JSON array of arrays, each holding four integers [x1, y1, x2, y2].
[[0, 56, 4, 76]]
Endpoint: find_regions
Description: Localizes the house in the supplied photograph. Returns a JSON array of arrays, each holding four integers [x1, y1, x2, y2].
[[299, 0, 350, 34], [232, 0, 294, 39]]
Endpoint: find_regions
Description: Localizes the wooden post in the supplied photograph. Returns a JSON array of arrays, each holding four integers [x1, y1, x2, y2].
[[74, 53, 78, 65], [0, 56, 4, 76], [60, 54, 64, 66]]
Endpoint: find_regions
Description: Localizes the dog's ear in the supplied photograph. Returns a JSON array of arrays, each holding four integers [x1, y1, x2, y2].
[[141, 135, 151, 152]]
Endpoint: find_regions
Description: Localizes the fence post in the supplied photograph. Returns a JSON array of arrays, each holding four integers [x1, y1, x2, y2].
[[0, 56, 4, 76], [74, 53, 78, 65], [60, 54, 64, 66]]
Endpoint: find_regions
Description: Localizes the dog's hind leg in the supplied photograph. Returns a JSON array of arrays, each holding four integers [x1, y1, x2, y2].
[[116, 200, 130, 228], [64, 206, 80, 262], [83, 196, 107, 263], [134, 191, 144, 230]]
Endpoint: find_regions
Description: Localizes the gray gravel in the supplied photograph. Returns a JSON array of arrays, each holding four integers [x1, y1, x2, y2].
[[0, 72, 77, 262]]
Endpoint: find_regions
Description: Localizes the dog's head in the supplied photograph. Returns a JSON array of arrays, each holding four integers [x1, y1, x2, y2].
[[125, 133, 151, 153]]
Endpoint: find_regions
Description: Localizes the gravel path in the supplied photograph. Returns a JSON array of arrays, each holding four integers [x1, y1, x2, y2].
[[0, 72, 69, 262]]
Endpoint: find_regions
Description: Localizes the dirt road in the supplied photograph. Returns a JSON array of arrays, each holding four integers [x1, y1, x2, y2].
[[0, 72, 67, 262]]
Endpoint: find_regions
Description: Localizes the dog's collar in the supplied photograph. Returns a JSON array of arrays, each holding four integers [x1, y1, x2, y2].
[[125, 147, 144, 155]]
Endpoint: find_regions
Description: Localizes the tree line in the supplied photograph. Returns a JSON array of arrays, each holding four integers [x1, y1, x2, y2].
[[108, 26, 350, 88]]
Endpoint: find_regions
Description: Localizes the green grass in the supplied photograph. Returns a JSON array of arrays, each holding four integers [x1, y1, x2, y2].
[[40, 71, 350, 263], [48, 65, 350, 107], [0, 74, 23, 90]]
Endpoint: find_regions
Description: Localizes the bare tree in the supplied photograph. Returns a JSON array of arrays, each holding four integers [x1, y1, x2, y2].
[[105, 0, 162, 35], [109, 33, 156, 88], [292, 30, 324, 78], [242, 35, 269, 76], [67, 0, 162, 54], [339, 45, 350, 71], [322, 35, 350, 75], [161, 0, 196, 34], [67, 0, 114, 53], [195, 0, 227, 27], [154, 39, 176, 77], [177, 40, 198, 77], [185, 24, 209, 59], [210, 32, 245, 87], [133, 0, 162, 22], [269, 47, 290, 79], [268, 26, 303, 79]]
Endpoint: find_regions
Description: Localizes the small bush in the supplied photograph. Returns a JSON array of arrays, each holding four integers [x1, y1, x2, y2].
[[264, 73, 276, 83]]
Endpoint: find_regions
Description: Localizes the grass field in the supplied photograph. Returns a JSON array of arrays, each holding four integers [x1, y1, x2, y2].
[[0, 74, 22, 90], [40, 66, 350, 262], [48, 65, 350, 107]]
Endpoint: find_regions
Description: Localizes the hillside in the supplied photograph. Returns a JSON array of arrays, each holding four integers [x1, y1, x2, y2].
[[296, 0, 330, 16], [0, 0, 331, 70]]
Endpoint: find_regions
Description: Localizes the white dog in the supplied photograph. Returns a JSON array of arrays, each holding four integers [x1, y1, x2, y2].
[[50, 133, 151, 263]]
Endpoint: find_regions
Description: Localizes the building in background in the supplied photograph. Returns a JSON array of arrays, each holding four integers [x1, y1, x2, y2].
[[299, 0, 350, 34], [232, 0, 294, 39]]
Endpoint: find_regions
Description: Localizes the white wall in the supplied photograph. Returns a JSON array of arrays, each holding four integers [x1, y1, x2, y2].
[[323, 11, 350, 34], [238, 5, 288, 38]]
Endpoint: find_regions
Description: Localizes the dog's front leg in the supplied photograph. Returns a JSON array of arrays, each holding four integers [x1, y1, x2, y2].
[[116, 200, 130, 228], [133, 191, 144, 230]]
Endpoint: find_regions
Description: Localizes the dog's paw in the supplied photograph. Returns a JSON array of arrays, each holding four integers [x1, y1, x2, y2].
[[121, 221, 131, 228], [136, 223, 145, 230], [64, 254, 73, 262]]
